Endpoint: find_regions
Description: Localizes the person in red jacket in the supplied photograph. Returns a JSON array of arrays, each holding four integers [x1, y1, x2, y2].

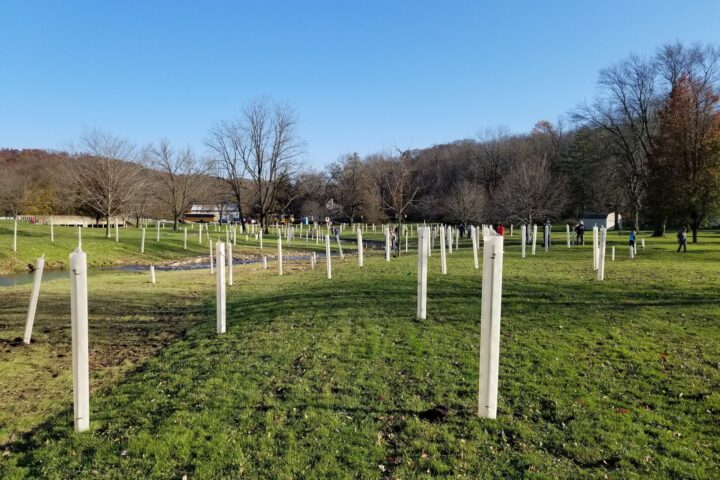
[[496, 224, 505, 236]]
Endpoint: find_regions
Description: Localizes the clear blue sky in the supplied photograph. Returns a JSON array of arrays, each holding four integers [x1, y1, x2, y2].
[[2, 0, 719, 168]]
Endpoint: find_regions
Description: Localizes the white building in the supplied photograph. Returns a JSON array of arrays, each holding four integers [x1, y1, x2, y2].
[[580, 212, 618, 230]]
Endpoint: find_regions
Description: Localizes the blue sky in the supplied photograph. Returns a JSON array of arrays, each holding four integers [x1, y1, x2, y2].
[[1, 0, 719, 167]]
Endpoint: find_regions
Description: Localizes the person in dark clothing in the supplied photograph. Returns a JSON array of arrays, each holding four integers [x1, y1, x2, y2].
[[575, 221, 585, 245], [459, 223, 465, 239], [677, 228, 687, 253]]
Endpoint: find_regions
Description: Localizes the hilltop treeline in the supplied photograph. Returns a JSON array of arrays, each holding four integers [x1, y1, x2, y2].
[[2, 42, 719, 241]]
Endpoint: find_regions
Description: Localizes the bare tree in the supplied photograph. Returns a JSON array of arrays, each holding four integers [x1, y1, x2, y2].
[[67, 130, 147, 236], [495, 154, 568, 226], [148, 139, 206, 230], [378, 150, 425, 255], [445, 180, 485, 224], [208, 98, 303, 233], [0, 167, 29, 217], [574, 55, 659, 231], [327, 153, 371, 223], [206, 121, 249, 232]]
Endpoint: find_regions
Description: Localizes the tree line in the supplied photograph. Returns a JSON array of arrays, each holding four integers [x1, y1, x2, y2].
[[2, 42, 719, 241]]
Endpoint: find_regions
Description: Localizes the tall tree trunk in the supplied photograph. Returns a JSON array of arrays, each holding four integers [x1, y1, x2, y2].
[[652, 218, 666, 237], [692, 224, 699, 244], [614, 204, 620, 230]]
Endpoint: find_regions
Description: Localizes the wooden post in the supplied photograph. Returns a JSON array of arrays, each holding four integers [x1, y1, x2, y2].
[[326, 234, 332, 279], [278, 234, 283, 276], [23, 256, 45, 344], [520, 225, 526, 258], [440, 226, 447, 275], [416, 227, 429, 320], [216, 242, 226, 334], [150, 265, 156, 283], [471, 226, 479, 269], [357, 228, 364, 267], [69, 248, 90, 432], [478, 232, 504, 419], [227, 242, 233, 286]]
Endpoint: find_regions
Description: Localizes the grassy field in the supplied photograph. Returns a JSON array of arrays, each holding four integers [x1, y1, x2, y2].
[[0, 227, 719, 478], [0, 221, 333, 275]]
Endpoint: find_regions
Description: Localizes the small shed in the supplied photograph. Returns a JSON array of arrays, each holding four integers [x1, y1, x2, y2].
[[580, 212, 617, 230]]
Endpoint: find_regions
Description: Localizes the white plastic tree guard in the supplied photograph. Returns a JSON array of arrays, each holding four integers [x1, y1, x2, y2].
[[592, 226, 599, 271], [336, 234, 344, 259], [597, 227, 606, 281], [357, 228, 364, 267], [77, 226, 82, 249], [216, 242, 226, 334], [531, 225, 537, 256], [521, 225, 526, 258], [326, 234, 332, 279], [447, 226, 453, 254], [156, 222, 160, 242], [184, 228, 188, 250], [263, 255, 268, 269], [440, 226, 448, 275], [471, 226, 479, 270], [150, 265, 156, 284], [198, 223, 203, 244], [23, 256, 45, 344], [611, 246, 615, 261], [227, 242, 233, 286], [416, 227, 429, 320], [209, 241, 214, 274], [478, 232, 504, 419], [141, 228, 146, 253], [115, 219, 119, 242], [278, 234, 283, 276], [50, 216, 55, 243], [566, 224, 571, 248], [70, 248, 90, 432], [385, 227, 391, 262]]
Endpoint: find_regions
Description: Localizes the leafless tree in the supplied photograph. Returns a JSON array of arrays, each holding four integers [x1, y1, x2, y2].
[[0, 167, 29, 217], [445, 180, 485, 224], [327, 153, 374, 223], [495, 154, 568, 226], [574, 55, 659, 231], [148, 139, 207, 230], [378, 150, 425, 255], [67, 130, 147, 236], [208, 98, 303, 233]]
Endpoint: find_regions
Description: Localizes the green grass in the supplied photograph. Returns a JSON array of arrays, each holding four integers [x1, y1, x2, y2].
[[0, 229, 719, 478], [0, 221, 335, 274]]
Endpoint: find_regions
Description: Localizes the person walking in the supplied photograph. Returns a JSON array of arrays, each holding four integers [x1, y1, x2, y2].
[[575, 221, 585, 245], [629, 230, 637, 250], [496, 224, 505, 236], [677, 227, 687, 253]]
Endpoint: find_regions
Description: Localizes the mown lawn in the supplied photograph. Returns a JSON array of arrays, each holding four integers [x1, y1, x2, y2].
[[0, 229, 718, 479], [0, 221, 330, 274]]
